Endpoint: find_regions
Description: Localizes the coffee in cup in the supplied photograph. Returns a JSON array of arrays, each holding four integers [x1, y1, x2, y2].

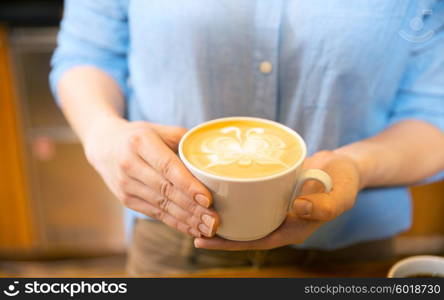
[[181, 119, 303, 179]]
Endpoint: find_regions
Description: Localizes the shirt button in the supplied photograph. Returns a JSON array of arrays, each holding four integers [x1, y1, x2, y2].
[[259, 61, 273, 74]]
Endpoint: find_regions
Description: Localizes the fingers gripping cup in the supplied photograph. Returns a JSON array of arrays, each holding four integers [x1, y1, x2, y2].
[[179, 117, 332, 241]]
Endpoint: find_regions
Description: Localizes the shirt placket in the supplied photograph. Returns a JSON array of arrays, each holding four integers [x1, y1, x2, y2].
[[250, 0, 284, 120]]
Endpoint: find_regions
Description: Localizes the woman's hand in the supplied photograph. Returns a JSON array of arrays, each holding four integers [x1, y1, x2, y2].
[[83, 115, 220, 238], [193, 150, 360, 250]]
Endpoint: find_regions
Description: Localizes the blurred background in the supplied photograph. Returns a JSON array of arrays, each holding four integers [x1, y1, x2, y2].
[[0, 0, 126, 276], [0, 0, 443, 277]]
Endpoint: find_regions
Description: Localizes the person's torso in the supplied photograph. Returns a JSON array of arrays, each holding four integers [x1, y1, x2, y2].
[[124, 0, 425, 248]]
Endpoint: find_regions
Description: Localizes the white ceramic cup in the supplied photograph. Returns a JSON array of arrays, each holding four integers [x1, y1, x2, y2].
[[387, 255, 444, 278], [179, 117, 333, 241]]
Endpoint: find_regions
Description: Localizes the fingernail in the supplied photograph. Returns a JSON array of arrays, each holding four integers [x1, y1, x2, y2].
[[189, 228, 201, 238], [194, 238, 201, 248], [294, 199, 313, 216], [202, 214, 215, 230], [195, 194, 210, 207], [198, 223, 211, 237]]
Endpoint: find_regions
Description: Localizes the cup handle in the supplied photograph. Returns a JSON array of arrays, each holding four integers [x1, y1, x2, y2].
[[287, 169, 333, 212]]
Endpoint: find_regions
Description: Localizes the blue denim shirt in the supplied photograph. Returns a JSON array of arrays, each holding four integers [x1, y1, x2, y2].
[[50, 0, 444, 249]]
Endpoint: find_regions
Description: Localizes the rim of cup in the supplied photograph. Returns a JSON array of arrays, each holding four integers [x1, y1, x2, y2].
[[178, 116, 307, 183], [387, 255, 444, 278]]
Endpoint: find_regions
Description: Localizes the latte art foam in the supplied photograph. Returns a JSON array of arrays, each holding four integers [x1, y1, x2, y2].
[[182, 119, 302, 178], [201, 126, 288, 168]]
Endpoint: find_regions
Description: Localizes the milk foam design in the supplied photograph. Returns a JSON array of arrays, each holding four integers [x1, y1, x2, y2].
[[201, 126, 288, 168]]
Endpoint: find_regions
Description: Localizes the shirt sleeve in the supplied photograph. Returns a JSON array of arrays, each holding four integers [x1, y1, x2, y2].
[[49, 0, 129, 102], [387, 3, 444, 132]]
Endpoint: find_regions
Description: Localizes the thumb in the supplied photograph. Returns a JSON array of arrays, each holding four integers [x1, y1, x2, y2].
[[292, 193, 339, 221], [148, 123, 188, 152]]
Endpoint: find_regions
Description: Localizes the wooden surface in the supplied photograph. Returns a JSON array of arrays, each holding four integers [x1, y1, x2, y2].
[[0, 255, 126, 278], [178, 262, 396, 278], [0, 254, 399, 278], [0, 25, 35, 252]]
